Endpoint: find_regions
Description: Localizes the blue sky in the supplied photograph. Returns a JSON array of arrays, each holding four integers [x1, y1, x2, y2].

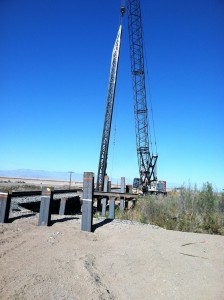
[[0, 0, 223, 190]]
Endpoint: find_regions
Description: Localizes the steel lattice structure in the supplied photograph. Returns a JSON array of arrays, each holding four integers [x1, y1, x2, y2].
[[96, 25, 122, 191], [127, 0, 157, 185]]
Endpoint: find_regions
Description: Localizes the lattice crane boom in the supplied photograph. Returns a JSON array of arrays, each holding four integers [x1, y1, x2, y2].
[[96, 23, 123, 191], [127, 0, 157, 186]]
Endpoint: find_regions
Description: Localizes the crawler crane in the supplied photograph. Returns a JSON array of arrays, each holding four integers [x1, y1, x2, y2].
[[96, 1, 166, 194]]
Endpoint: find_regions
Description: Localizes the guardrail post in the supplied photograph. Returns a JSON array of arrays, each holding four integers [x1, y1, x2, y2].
[[0, 192, 11, 223], [38, 187, 53, 226], [59, 197, 67, 215], [81, 172, 94, 232], [102, 176, 109, 217], [109, 197, 115, 219], [120, 177, 125, 211]]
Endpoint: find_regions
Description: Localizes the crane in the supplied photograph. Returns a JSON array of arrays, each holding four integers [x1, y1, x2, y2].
[[96, 2, 166, 194], [126, 0, 158, 192]]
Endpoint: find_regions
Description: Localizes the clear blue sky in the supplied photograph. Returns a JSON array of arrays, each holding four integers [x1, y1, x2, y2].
[[0, 0, 223, 190]]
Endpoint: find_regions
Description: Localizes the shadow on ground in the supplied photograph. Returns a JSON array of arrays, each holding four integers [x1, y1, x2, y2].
[[9, 213, 36, 223], [51, 217, 80, 225], [92, 218, 113, 232]]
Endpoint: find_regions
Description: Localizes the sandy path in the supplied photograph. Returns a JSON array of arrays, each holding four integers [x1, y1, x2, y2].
[[0, 215, 224, 300]]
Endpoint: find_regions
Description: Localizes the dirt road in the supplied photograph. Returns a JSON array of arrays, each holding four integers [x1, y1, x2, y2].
[[0, 214, 224, 300]]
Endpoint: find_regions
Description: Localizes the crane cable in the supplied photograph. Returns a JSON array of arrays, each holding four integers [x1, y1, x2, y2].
[[110, 96, 118, 183], [120, 0, 126, 10], [142, 30, 158, 156]]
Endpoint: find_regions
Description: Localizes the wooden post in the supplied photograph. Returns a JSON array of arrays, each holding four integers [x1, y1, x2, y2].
[[120, 197, 125, 211], [59, 197, 67, 215], [38, 187, 53, 226], [109, 197, 115, 219], [108, 180, 111, 192], [120, 177, 125, 193], [0, 192, 11, 223], [120, 177, 125, 211], [81, 172, 94, 232], [102, 176, 109, 217]]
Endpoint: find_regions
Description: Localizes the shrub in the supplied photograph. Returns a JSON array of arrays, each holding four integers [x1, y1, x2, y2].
[[115, 183, 224, 235]]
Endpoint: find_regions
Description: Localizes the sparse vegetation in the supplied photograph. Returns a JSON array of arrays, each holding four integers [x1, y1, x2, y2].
[[116, 182, 224, 235], [0, 183, 73, 193], [0, 184, 41, 193]]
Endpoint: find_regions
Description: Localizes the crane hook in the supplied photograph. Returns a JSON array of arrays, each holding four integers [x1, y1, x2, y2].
[[120, 6, 125, 17]]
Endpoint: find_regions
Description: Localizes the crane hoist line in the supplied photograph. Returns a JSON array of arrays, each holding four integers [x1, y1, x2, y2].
[[96, 1, 166, 194]]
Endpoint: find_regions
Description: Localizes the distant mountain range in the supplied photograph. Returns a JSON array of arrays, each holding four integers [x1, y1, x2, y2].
[[0, 169, 135, 185], [0, 169, 83, 181]]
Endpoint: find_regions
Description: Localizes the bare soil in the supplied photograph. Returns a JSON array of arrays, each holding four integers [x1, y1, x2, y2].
[[0, 213, 224, 300]]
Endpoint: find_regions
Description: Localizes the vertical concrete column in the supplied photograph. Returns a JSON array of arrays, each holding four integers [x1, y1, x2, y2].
[[102, 176, 109, 217], [109, 197, 115, 219], [120, 177, 125, 211], [38, 187, 53, 226], [81, 172, 94, 232], [120, 197, 125, 211], [0, 192, 11, 223], [59, 197, 67, 215], [120, 177, 125, 193]]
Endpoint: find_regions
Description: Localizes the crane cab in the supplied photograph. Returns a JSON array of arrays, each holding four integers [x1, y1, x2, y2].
[[132, 178, 143, 194], [132, 178, 167, 195]]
